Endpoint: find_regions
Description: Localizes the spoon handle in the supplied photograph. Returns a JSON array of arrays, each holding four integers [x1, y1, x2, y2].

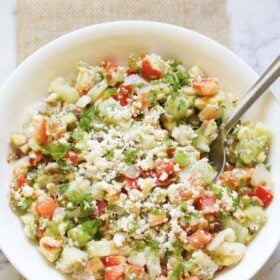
[[225, 55, 280, 133]]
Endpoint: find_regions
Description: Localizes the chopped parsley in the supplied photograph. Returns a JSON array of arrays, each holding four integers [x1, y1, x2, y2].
[[170, 261, 185, 280], [215, 117, 223, 127], [105, 149, 115, 161], [174, 150, 188, 167], [169, 59, 183, 70], [104, 87, 117, 97], [265, 163, 271, 171], [150, 208, 164, 216], [123, 149, 137, 165], [57, 159, 74, 174], [44, 222, 61, 239], [71, 129, 85, 142], [59, 182, 69, 194], [146, 240, 159, 252], [80, 198, 93, 217], [20, 199, 32, 211], [132, 240, 159, 253], [68, 219, 104, 248], [164, 139, 173, 147], [66, 191, 90, 205], [184, 211, 200, 224], [179, 203, 188, 212], [212, 186, 223, 200], [82, 219, 104, 239], [40, 142, 71, 161], [163, 70, 189, 98], [79, 105, 100, 132], [219, 211, 229, 219], [133, 241, 146, 252], [173, 239, 184, 256]]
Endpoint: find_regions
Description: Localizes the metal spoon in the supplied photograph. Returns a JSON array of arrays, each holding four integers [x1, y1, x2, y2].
[[210, 55, 280, 181]]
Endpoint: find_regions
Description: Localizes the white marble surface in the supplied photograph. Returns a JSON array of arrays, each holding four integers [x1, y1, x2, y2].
[[0, 0, 279, 279], [228, 0, 280, 103]]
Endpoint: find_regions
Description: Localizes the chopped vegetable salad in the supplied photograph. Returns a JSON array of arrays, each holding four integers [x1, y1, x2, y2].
[[8, 53, 273, 280]]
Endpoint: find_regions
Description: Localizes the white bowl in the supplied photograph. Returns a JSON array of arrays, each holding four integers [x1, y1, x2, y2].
[[0, 21, 279, 280]]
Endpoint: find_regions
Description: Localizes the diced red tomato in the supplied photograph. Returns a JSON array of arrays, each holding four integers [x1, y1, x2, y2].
[[209, 222, 222, 233], [105, 265, 125, 280], [124, 177, 140, 190], [17, 174, 26, 188], [48, 120, 65, 140], [103, 61, 119, 81], [113, 91, 128, 106], [227, 178, 237, 189], [141, 59, 162, 81], [220, 173, 237, 189], [192, 78, 219, 96], [133, 92, 150, 111], [139, 164, 175, 188], [188, 230, 212, 249], [139, 166, 175, 188], [220, 168, 252, 190], [96, 200, 108, 217], [156, 176, 176, 187], [36, 198, 56, 219], [155, 159, 175, 177], [35, 119, 48, 145], [103, 61, 119, 71], [160, 262, 168, 276], [251, 186, 273, 208], [166, 147, 176, 158], [179, 188, 193, 201], [194, 195, 217, 213], [224, 163, 234, 171], [65, 151, 79, 166], [140, 169, 157, 179], [103, 256, 125, 267], [179, 221, 201, 234], [120, 84, 133, 95], [113, 85, 132, 106], [126, 69, 137, 75], [29, 151, 44, 167]]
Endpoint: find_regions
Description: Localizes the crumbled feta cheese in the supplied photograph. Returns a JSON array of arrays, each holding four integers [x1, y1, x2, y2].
[[172, 125, 197, 146], [159, 172, 168, 182], [21, 185, 34, 197], [116, 215, 136, 232], [76, 95, 91, 108], [113, 233, 126, 247]]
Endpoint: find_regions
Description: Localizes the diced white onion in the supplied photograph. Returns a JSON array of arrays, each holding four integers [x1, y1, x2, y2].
[[124, 74, 148, 85], [87, 79, 108, 101], [121, 165, 141, 178]]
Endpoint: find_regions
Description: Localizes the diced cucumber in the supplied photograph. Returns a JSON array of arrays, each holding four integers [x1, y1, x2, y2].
[[49, 77, 79, 104], [223, 218, 249, 244], [165, 95, 189, 119]]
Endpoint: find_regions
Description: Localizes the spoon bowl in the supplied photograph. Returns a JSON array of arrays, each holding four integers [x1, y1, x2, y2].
[[210, 56, 280, 181], [209, 127, 226, 181]]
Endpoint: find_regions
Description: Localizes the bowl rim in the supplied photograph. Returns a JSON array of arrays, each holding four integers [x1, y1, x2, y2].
[[0, 20, 279, 280]]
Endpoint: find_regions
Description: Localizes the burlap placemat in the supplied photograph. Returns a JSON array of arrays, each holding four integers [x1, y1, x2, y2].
[[17, 0, 231, 63]]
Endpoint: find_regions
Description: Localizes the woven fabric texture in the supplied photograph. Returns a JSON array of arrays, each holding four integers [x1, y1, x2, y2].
[[17, 0, 231, 63]]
